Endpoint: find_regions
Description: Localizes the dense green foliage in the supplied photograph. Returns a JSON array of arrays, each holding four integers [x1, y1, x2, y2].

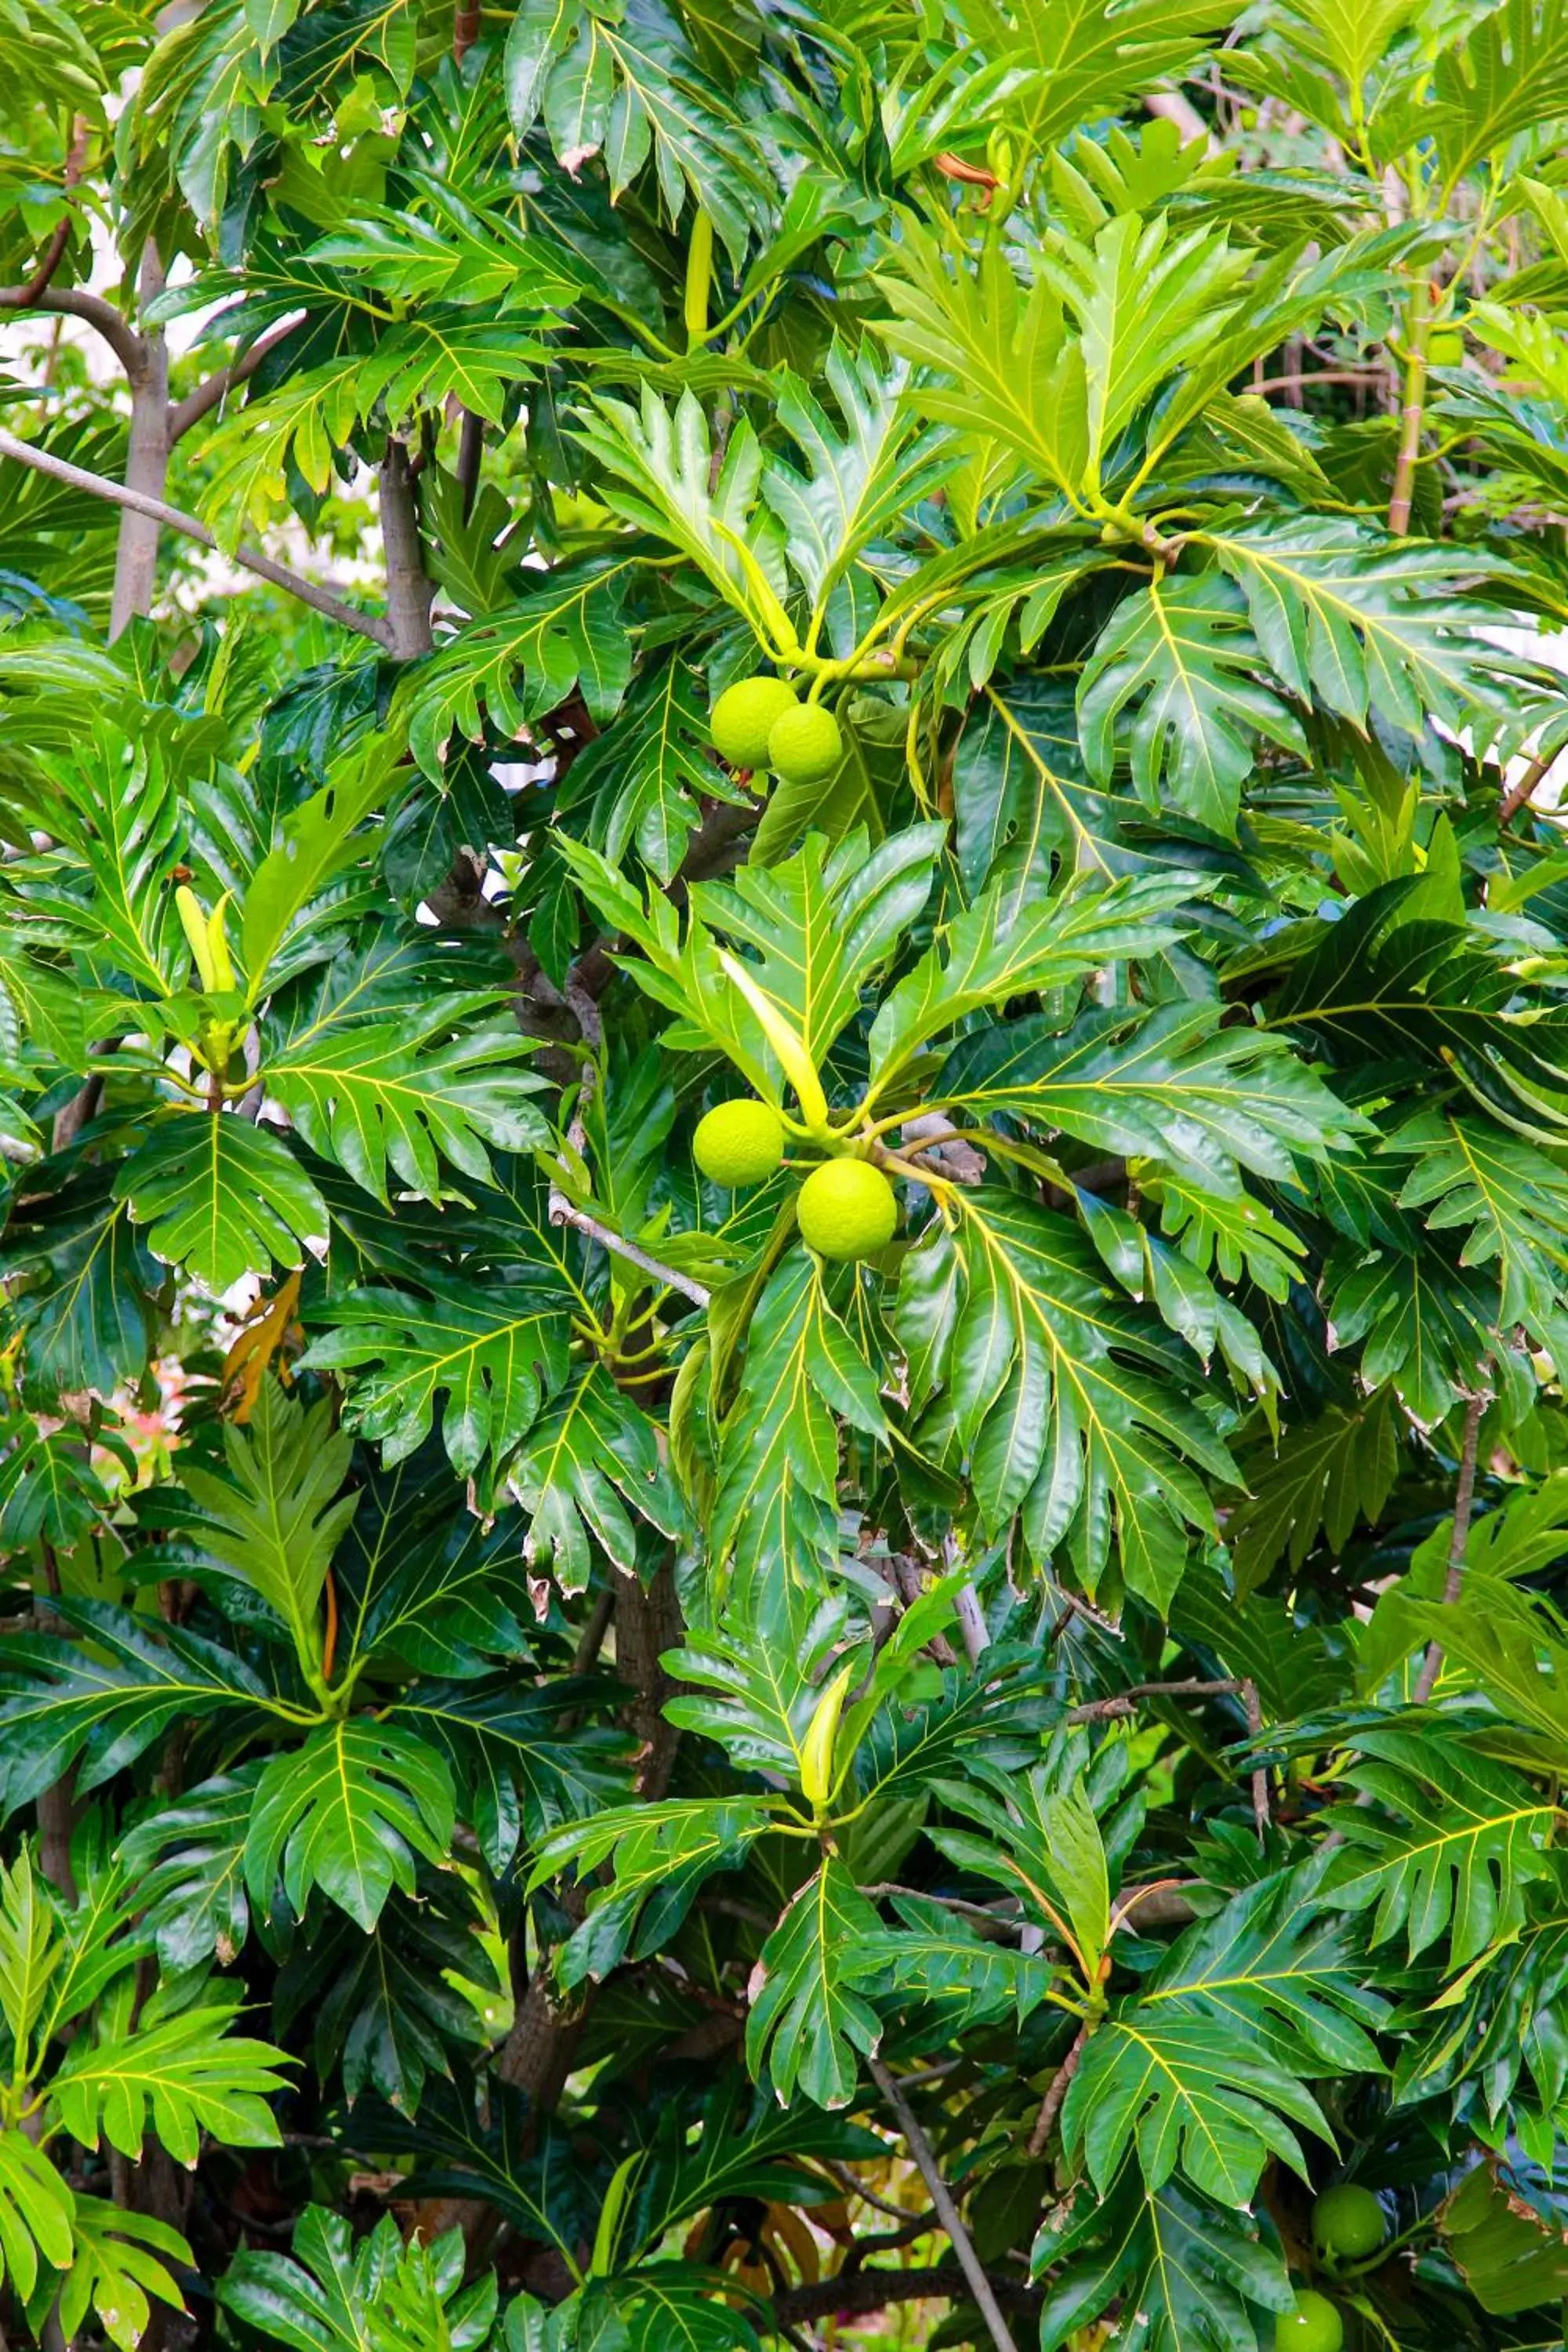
[[6, 3, 1568, 2350]]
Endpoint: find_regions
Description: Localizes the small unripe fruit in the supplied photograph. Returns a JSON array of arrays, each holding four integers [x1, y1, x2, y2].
[[693, 1100, 786, 1189], [1276, 2294, 1342, 2352], [768, 701, 844, 783], [1428, 328, 1465, 368], [710, 677, 799, 770], [797, 1159, 898, 1261], [1312, 2185, 1386, 2261]]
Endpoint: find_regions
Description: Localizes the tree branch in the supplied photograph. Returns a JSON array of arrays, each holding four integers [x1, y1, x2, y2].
[[546, 1198, 711, 1308], [867, 2056, 1021, 2352], [1243, 1676, 1270, 1841], [0, 428, 393, 648], [954, 1580, 989, 1666], [0, 285, 143, 379], [168, 318, 302, 445], [1027, 2020, 1087, 2158], [1412, 1391, 1486, 1704], [13, 115, 89, 310], [771, 2265, 1041, 2328], [1501, 748, 1555, 827], [546, 1061, 710, 1306], [1065, 1677, 1241, 1723]]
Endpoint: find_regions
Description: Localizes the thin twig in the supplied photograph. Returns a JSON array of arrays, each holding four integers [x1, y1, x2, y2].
[[841, 2214, 943, 2270], [547, 1062, 710, 1308], [571, 1585, 615, 1675], [0, 428, 391, 645], [17, 220, 74, 309], [867, 2055, 1021, 2352], [1065, 1677, 1241, 1723], [1252, 368, 1388, 395], [1412, 1391, 1486, 1704], [14, 115, 89, 308], [822, 2158, 924, 2221], [1027, 2020, 1088, 2158], [861, 1883, 1022, 1930], [1242, 1677, 1270, 1842]]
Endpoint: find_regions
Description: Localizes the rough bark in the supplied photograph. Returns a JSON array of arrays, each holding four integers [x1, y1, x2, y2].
[[615, 1562, 684, 1799], [378, 438, 434, 660]]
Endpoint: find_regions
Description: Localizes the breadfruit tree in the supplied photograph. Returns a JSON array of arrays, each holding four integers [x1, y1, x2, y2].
[[3, 3, 1568, 2351]]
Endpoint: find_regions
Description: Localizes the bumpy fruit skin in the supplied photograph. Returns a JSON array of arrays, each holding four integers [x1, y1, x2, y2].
[[1312, 2186, 1386, 2261], [693, 1100, 786, 1189], [1276, 2295, 1342, 2352], [1428, 328, 1465, 368], [710, 677, 799, 770], [797, 1158, 898, 1261], [768, 700, 844, 783]]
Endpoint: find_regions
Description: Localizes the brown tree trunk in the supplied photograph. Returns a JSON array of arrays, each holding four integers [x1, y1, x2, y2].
[[495, 1566, 684, 2100], [108, 247, 169, 641], [615, 1563, 683, 1799], [378, 439, 434, 660], [34, 1544, 77, 1901]]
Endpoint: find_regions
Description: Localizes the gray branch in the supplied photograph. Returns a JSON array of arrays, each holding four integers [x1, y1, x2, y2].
[[868, 2055, 1021, 2352], [0, 427, 393, 649], [168, 318, 303, 445], [0, 284, 143, 379]]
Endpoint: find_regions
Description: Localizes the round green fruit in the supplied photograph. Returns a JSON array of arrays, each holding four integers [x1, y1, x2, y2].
[[710, 677, 800, 770], [1275, 2294, 1343, 2352], [768, 700, 844, 783], [693, 1099, 786, 1189], [1312, 2185, 1386, 2261], [797, 1158, 898, 1261], [1428, 328, 1465, 368]]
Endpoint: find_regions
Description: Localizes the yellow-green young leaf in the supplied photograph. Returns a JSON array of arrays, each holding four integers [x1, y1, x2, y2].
[[800, 1660, 857, 1811], [590, 2151, 647, 2279], [575, 390, 794, 645], [559, 824, 945, 1123], [174, 887, 218, 991], [717, 949, 829, 1130]]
